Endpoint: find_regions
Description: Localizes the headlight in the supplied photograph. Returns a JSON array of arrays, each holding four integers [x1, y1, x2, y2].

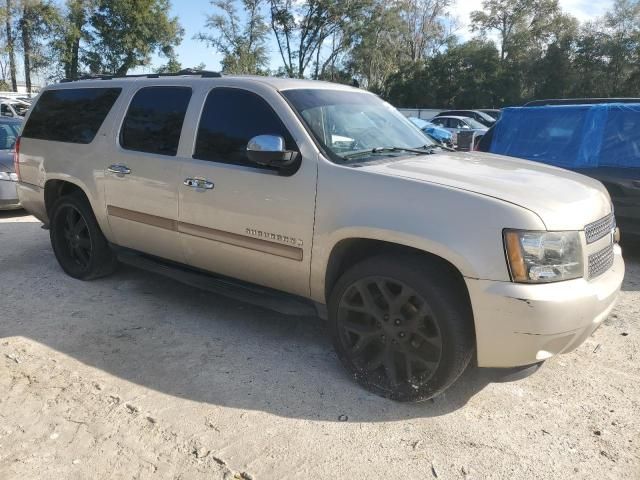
[[0, 172, 18, 181], [504, 230, 584, 283]]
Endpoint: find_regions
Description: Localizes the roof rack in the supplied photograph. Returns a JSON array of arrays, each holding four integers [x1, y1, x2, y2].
[[525, 98, 640, 107], [60, 68, 222, 83]]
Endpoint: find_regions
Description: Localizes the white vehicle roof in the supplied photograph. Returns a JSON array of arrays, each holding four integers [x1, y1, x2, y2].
[[46, 73, 366, 94]]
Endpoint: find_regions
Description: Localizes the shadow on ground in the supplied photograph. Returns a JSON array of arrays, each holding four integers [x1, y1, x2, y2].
[[622, 239, 640, 291], [0, 214, 570, 421]]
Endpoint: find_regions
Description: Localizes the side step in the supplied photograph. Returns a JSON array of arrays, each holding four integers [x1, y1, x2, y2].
[[116, 250, 319, 317]]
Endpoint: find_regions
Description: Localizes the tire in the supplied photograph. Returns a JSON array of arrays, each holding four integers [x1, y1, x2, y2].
[[328, 254, 475, 402], [49, 192, 117, 280]]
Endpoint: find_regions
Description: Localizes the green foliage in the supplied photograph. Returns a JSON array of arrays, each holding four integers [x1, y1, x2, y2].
[[195, 0, 269, 75], [85, 0, 183, 75]]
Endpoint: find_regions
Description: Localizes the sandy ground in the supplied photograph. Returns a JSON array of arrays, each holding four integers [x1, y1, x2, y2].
[[0, 210, 638, 480]]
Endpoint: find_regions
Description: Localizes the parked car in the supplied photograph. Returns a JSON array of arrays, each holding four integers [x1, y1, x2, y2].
[[1, 98, 30, 118], [0, 117, 22, 210], [478, 102, 640, 241], [408, 116, 454, 146], [16, 74, 623, 402], [430, 115, 488, 142], [434, 109, 496, 127], [479, 109, 501, 121]]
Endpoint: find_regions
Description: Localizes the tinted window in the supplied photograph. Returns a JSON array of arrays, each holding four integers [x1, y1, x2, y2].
[[194, 88, 296, 168], [22, 88, 121, 143], [121, 86, 192, 156]]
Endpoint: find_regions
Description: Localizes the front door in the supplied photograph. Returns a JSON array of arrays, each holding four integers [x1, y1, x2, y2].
[[103, 85, 193, 263], [177, 86, 317, 297]]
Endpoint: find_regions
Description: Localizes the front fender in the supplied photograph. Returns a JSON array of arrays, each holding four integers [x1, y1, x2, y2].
[[310, 161, 545, 303]]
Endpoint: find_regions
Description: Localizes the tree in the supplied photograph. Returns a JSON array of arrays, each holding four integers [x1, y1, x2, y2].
[[195, 0, 269, 75], [19, 0, 60, 93], [400, 0, 452, 61], [269, 0, 366, 78], [53, 0, 95, 80], [3, 0, 17, 90], [85, 0, 183, 75]]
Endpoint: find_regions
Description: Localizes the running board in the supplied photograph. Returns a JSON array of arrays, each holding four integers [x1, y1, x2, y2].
[[116, 250, 319, 317]]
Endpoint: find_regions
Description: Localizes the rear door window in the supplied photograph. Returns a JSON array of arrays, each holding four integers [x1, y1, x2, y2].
[[22, 88, 121, 143], [120, 86, 192, 156]]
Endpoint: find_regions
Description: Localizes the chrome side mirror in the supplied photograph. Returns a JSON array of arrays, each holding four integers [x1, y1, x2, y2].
[[247, 135, 299, 168]]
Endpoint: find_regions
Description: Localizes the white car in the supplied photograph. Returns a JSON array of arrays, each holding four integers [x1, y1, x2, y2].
[[15, 73, 624, 401]]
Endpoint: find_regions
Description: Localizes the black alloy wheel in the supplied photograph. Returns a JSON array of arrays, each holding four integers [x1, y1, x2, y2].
[[50, 192, 117, 280], [329, 255, 475, 402], [57, 205, 93, 269], [336, 276, 442, 390]]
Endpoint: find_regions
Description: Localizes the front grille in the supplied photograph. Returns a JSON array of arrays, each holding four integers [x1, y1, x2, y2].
[[585, 214, 615, 244], [588, 244, 614, 279]]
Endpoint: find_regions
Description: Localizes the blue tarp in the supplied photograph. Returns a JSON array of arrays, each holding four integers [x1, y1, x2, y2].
[[488, 103, 640, 168]]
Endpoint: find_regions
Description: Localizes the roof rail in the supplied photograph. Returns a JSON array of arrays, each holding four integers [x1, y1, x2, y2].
[[525, 98, 640, 107], [60, 69, 222, 83]]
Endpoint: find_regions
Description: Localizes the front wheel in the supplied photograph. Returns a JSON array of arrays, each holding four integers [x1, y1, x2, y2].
[[328, 255, 475, 402], [49, 192, 117, 280]]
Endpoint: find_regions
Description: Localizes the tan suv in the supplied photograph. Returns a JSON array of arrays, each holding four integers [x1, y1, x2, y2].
[[15, 73, 625, 401]]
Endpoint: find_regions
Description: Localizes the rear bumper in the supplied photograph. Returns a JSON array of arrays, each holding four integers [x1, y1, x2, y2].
[[16, 182, 47, 222], [466, 245, 625, 367], [0, 179, 20, 210]]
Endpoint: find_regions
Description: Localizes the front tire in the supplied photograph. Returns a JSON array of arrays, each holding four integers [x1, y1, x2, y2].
[[328, 255, 475, 402], [49, 192, 117, 280]]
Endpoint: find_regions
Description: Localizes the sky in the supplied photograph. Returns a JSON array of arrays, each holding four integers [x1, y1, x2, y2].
[[130, 0, 616, 74]]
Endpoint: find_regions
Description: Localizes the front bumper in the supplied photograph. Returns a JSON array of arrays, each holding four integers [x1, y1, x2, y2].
[[466, 244, 625, 367], [0, 179, 20, 210]]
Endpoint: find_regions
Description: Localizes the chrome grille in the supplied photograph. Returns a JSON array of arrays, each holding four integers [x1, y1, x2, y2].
[[588, 244, 614, 279], [585, 214, 615, 244]]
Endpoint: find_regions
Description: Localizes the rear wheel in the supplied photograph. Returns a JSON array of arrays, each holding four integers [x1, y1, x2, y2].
[[50, 192, 117, 280], [328, 255, 475, 402]]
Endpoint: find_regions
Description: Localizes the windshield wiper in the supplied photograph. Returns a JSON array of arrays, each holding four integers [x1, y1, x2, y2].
[[341, 146, 438, 161]]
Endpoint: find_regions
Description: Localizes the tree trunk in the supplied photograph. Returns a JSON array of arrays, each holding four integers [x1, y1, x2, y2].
[[70, 38, 80, 79], [5, 0, 17, 91], [20, 6, 32, 94]]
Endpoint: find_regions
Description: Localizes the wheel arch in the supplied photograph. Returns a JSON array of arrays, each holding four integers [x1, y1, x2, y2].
[[44, 178, 90, 219], [322, 237, 472, 308]]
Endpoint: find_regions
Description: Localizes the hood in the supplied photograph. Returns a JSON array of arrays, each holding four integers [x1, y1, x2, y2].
[[360, 151, 611, 230], [0, 150, 13, 173]]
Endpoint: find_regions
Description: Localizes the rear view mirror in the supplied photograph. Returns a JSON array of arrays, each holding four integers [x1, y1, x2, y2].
[[247, 135, 299, 168]]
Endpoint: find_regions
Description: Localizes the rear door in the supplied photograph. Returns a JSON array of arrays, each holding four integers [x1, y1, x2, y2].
[[103, 85, 192, 263]]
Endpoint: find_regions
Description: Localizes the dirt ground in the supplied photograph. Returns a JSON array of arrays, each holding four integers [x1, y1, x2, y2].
[[0, 210, 638, 480]]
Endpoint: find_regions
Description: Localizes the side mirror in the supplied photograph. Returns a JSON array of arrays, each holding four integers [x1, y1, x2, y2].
[[247, 135, 299, 168]]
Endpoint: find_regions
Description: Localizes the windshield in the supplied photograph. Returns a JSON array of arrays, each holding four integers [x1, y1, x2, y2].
[[0, 122, 20, 150], [464, 117, 487, 129], [282, 89, 435, 162]]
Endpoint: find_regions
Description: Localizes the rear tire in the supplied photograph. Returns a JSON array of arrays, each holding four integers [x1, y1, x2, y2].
[[328, 254, 475, 402], [49, 192, 117, 280]]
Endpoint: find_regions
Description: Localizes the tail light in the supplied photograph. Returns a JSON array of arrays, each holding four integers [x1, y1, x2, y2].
[[13, 136, 20, 181]]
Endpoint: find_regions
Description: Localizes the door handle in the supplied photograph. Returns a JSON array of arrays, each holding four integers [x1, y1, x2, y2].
[[184, 177, 214, 190], [108, 164, 131, 175]]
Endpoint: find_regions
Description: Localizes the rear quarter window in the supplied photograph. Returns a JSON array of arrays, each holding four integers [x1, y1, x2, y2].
[[22, 88, 121, 144]]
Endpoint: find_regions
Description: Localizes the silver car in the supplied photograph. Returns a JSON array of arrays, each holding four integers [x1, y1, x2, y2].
[[430, 115, 488, 139], [0, 117, 21, 210]]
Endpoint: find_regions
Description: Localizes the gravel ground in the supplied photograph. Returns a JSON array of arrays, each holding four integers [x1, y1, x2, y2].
[[0, 211, 638, 480]]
